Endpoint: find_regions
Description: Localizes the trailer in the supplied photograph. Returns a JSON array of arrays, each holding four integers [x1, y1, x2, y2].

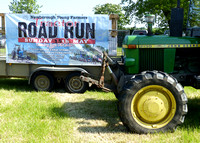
[[0, 13, 119, 93]]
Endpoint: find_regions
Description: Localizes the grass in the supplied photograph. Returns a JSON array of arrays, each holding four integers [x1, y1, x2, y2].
[[0, 78, 200, 142], [0, 79, 74, 142], [117, 47, 123, 56]]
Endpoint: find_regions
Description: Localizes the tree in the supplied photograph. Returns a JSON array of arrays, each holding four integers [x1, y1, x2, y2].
[[188, 0, 200, 27], [121, 0, 190, 29], [9, 0, 42, 14], [93, 3, 130, 29]]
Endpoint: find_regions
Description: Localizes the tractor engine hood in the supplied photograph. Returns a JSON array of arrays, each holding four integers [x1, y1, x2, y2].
[[123, 35, 200, 48]]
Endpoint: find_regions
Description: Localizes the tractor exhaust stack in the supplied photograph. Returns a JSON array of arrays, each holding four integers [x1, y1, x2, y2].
[[170, 0, 184, 37]]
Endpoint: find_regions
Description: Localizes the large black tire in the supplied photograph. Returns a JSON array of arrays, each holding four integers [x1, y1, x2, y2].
[[65, 72, 88, 93], [118, 71, 188, 134], [114, 92, 120, 100], [31, 71, 54, 91]]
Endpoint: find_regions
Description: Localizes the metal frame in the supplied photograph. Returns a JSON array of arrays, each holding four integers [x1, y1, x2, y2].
[[28, 66, 89, 84]]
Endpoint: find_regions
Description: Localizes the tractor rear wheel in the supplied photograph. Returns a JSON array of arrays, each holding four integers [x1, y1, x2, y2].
[[118, 71, 188, 134]]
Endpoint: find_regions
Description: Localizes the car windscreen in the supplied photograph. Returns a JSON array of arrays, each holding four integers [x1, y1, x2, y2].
[[132, 31, 147, 35]]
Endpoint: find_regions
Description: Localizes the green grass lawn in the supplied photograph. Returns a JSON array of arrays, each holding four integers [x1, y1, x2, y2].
[[117, 47, 123, 56], [0, 79, 74, 142], [0, 78, 200, 142]]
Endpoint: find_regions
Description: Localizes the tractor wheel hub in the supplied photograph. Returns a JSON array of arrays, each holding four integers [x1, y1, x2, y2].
[[143, 97, 164, 117]]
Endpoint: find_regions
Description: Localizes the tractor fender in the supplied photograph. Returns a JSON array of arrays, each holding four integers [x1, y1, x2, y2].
[[28, 66, 89, 84]]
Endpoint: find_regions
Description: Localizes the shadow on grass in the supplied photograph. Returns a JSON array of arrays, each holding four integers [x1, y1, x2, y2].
[[0, 78, 99, 93], [0, 78, 67, 93], [3, 78, 200, 133], [53, 82, 101, 93], [52, 98, 127, 133], [52, 97, 200, 134], [180, 98, 200, 130], [0, 78, 32, 92]]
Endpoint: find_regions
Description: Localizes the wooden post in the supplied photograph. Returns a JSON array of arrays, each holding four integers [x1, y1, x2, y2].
[[109, 14, 119, 37], [0, 13, 5, 35]]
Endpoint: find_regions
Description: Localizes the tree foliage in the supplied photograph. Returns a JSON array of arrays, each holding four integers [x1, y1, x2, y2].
[[93, 3, 130, 29], [188, 0, 200, 27], [121, 0, 190, 28], [9, 0, 42, 14]]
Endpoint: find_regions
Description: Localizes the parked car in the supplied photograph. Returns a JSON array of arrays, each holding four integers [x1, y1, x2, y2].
[[164, 30, 170, 35], [132, 30, 147, 35], [164, 30, 185, 36]]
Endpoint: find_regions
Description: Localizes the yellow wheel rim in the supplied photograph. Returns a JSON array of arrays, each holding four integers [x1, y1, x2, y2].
[[131, 85, 176, 129]]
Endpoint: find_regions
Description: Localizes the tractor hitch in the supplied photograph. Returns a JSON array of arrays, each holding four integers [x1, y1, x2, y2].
[[80, 51, 120, 92]]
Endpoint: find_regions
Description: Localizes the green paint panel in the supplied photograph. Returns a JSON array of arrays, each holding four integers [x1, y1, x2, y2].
[[125, 58, 136, 66], [128, 35, 200, 45], [164, 48, 176, 73], [124, 48, 139, 74], [123, 35, 200, 74], [123, 35, 139, 45]]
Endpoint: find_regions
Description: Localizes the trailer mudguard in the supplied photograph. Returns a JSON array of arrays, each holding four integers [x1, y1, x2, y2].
[[28, 66, 89, 84]]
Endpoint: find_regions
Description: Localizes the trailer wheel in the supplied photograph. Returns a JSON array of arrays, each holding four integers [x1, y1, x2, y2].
[[31, 72, 54, 91], [118, 71, 188, 134], [65, 72, 88, 93]]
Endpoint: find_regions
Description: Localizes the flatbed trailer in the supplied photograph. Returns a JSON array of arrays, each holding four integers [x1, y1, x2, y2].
[[0, 13, 118, 92]]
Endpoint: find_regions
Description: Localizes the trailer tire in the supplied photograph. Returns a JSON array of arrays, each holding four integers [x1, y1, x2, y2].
[[31, 72, 54, 91], [65, 72, 88, 93], [118, 71, 188, 134]]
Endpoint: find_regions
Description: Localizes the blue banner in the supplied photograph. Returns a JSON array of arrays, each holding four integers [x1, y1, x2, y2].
[[5, 14, 111, 65]]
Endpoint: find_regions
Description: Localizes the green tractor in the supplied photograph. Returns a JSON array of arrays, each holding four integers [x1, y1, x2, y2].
[[81, 0, 200, 133]]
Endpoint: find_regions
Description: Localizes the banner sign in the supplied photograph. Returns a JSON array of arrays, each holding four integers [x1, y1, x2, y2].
[[5, 14, 111, 65]]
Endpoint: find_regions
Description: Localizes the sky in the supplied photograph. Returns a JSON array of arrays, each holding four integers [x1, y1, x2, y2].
[[0, 0, 143, 28], [0, 0, 122, 14]]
